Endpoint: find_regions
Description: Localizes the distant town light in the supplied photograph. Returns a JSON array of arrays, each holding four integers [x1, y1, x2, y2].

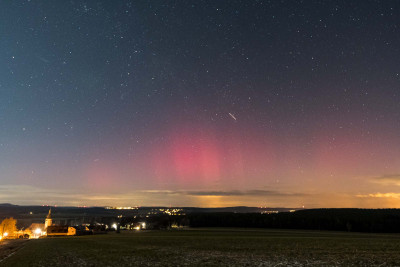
[[3, 232, 8, 237], [35, 228, 42, 235], [106, 206, 138, 210], [112, 223, 117, 230]]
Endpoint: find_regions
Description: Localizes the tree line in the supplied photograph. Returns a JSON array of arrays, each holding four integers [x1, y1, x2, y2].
[[185, 209, 400, 233], [116, 209, 400, 233]]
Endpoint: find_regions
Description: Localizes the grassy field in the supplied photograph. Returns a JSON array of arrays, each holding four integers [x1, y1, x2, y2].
[[2, 228, 400, 266]]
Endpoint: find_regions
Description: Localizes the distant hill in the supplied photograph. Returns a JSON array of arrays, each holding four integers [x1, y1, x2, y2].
[[2, 205, 400, 233], [0, 203, 17, 207]]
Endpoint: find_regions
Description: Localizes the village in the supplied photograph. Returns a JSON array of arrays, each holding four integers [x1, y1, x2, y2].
[[0, 205, 290, 242], [0, 208, 150, 240]]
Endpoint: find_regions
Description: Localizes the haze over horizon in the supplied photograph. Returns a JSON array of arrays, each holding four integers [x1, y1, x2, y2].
[[1, 1, 400, 208]]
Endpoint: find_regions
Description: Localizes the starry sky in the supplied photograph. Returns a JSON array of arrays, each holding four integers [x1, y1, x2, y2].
[[1, 0, 400, 207]]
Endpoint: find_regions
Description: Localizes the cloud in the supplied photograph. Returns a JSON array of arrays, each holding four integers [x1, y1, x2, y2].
[[0, 185, 308, 207], [182, 190, 306, 197], [0, 185, 138, 206], [356, 193, 400, 199], [139, 189, 307, 197], [371, 174, 400, 186]]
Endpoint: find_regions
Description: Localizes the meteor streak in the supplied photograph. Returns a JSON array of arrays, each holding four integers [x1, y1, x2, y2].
[[229, 113, 237, 121]]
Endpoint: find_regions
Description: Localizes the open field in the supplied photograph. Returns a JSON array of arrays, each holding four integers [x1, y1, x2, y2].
[[2, 228, 400, 266], [0, 239, 28, 264]]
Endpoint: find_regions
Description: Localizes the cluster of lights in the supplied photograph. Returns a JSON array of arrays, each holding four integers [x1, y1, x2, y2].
[[261, 210, 279, 214], [134, 222, 146, 231], [105, 206, 138, 210], [147, 208, 185, 215], [31, 228, 45, 238], [0, 232, 8, 240], [127, 222, 146, 231], [160, 208, 184, 216]]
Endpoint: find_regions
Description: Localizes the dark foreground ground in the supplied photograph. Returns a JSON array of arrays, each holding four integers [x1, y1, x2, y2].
[[2, 228, 400, 266]]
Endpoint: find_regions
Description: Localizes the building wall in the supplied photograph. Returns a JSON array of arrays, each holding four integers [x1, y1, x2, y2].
[[67, 227, 76, 236], [45, 218, 52, 229], [47, 226, 76, 236]]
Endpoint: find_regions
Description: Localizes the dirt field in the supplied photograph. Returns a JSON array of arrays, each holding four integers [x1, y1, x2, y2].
[[2, 228, 400, 266]]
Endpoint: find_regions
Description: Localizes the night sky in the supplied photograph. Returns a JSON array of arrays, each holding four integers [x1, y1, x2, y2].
[[1, 1, 400, 207]]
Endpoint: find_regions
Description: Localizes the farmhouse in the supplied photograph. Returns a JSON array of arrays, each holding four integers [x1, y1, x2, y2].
[[47, 225, 76, 236]]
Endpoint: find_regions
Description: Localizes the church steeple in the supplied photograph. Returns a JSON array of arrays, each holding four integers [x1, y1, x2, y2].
[[45, 208, 52, 229]]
